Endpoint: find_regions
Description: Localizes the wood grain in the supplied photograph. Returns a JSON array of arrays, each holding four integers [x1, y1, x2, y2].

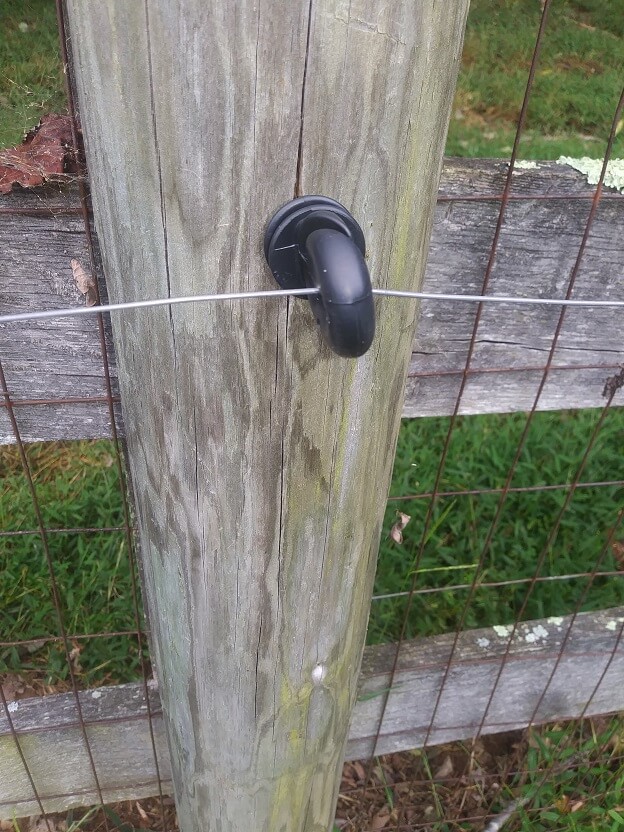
[[408, 160, 624, 417], [61, 1, 468, 830], [2, 608, 622, 818], [2, 160, 623, 444], [0, 683, 169, 818]]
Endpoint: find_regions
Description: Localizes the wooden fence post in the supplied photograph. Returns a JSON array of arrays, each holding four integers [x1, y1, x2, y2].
[[63, 2, 469, 829]]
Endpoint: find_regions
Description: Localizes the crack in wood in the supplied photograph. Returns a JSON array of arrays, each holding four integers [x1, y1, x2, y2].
[[294, 0, 314, 198]]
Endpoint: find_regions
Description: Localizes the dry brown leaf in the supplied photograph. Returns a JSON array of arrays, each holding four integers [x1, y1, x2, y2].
[[27, 817, 55, 832], [25, 638, 47, 654], [390, 512, 411, 544], [69, 640, 83, 673], [0, 673, 37, 702], [0, 114, 75, 194], [612, 540, 624, 567], [555, 795, 573, 814], [1, 673, 26, 701], [71, 259, 97, 307], [434, 754, 454, 780], [352, 761, 366, 782], [371, 809, 391, 830], [136, 801, 149, 822]]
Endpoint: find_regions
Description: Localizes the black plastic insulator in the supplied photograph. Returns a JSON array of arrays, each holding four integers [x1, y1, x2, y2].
[[264, 196, 375, 358]]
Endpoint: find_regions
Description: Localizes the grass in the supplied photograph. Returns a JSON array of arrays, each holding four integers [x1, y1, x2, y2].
[[446, 0, 624, 158], [503, 719, 624, 832], [0, 0, 66, 148], [0, 442, 142, 685], [371, 408, 624, 644], [336, 717, 624, 830]]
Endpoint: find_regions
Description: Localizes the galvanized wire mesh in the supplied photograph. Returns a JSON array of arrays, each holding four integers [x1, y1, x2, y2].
[[1, 0, 624, 829]]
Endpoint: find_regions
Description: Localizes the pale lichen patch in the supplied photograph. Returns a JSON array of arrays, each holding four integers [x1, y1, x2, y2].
[[557, 157, 624, 193], [513, 160, 539, 171], [524, 624, 549, 644], [493, 624, 513, 637], [7, 701, 18, 714], [477, 637, 490, 648], [547, 616, 564, 626]]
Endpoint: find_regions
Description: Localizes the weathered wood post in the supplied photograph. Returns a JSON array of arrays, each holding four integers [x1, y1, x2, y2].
[[64, 2, 469, 829]]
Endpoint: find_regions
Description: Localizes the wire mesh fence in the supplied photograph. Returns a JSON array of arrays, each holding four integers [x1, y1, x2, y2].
[[1, 0, 624, 830]]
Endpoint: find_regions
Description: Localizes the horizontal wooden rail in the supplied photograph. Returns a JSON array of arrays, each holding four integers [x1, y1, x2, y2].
[[1, 158, 623, 444], [1, 607, 623, 817]]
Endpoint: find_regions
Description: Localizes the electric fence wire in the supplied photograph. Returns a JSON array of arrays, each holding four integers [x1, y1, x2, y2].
[[2, 285, 624, 326]]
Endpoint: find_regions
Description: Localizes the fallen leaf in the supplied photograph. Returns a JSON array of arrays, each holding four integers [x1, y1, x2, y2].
[[1, 673, 26, 701], [352, 761, 366, 782], [555, 795, 571, 814], [612, 541, 624, 567], [27, 817, 54, 832], [69, 639, 83, 673], [71, 259, 97, 306], [371, 809, 391, 830], [434, 754, 454, 780], [25, 639, 47, 654], [555, 795, 585, 814], [2, 673, 24, 701], [136, 801, 149, 822], [390, 512, 411, 544], [0, 114, 75, 194]]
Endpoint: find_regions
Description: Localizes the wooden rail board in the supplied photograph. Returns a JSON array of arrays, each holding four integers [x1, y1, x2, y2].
[[1, 159, 623, 444], [2, 608, 623, 817]]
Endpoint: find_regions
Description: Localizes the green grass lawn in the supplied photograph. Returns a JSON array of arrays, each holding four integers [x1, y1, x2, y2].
[[446, 0, 624, 158], [372, 408, 624, 644], [0, 443, 142, 685], [0, 0, 65, 148]]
